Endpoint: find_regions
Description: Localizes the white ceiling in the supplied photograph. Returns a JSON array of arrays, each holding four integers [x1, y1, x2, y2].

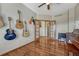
[[23, 3, 77, 16]]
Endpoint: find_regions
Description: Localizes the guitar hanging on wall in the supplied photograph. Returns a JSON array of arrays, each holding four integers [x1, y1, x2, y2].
[[4, 17, 16, 40], [16, 10, 24, 29], [23, 21, 29, 37], [31, 17, 35, 25], [0, 16, 5, 28]]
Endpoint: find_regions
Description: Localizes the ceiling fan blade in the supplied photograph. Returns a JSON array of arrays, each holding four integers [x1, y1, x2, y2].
[[38, 3, 46, 7], [47, 4, 50, 10]]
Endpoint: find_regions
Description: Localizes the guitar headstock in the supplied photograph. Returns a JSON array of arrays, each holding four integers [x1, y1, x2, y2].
[[18, 10, 21, 14], [24, 21, 27, 24], [8, 17, 12, 21]]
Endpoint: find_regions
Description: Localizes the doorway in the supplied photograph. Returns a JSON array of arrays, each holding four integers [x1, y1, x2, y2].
[[35, 20, 56, 40]]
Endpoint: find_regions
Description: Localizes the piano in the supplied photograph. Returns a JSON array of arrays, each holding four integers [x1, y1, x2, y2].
[[68, 36, 79, 56], [71, 36, 79, 50]]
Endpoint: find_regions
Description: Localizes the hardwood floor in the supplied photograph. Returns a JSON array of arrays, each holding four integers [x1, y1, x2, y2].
[[2, 37, 79, 56]]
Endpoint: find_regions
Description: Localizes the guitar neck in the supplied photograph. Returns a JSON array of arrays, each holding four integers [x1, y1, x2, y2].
[[8, 17, 12, 32], [18, 10, 21, 21], [9, 20, 12, 32], [19, 12, 21, 21], [24, 21, 28, 32], [25, 23, 27, 32]]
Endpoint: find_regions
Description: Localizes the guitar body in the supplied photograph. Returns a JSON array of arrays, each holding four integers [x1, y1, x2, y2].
[[23, 29, 29, 37], [4, 29, 16, 40], [16, 20, 24, 29]]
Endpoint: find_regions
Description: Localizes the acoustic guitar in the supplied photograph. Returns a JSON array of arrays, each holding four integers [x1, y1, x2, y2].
[[23, 21, 29, 37], [0, 16, 4, 28], [4, 17, 16, 40], [16, 10, 24, 29]]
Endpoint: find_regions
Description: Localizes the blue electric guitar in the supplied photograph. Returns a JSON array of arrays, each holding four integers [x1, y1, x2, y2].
[[4, 17, 16, 40]]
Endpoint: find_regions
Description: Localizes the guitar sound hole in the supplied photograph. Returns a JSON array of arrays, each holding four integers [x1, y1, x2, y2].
[[19, 21, 21, 23]]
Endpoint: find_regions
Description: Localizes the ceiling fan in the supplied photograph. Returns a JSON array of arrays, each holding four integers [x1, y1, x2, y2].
[[38, 3, 50, 10]]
